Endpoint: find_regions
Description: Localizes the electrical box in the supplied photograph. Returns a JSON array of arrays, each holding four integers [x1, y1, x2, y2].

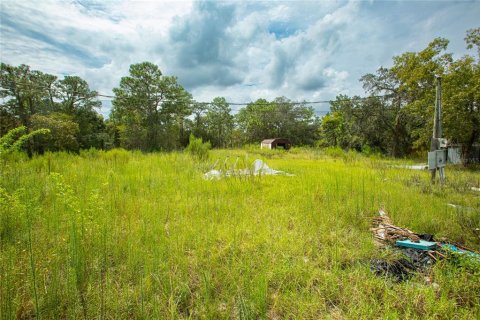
[[432, 137, 448, 149], [428, 151, 436, 170], [438, 138, 448, 148], [436, 149, 447, 167], [428, 149, 447, 169]]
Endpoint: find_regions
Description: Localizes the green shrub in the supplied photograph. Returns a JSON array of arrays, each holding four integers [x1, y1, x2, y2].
[[79, 147, 102, 159], [185, 134, 211, 161], [323, 146, 345, 158], [0, 126, 50, 157], [102, 148, 131, 164], [0, 188, 27, 244]]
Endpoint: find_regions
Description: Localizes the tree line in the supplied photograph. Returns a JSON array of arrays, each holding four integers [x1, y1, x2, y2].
[[1, 28, 478, 159], [0, 61, 319, 153], [0, 65, 106, 155], [319, 28, 480, 160]]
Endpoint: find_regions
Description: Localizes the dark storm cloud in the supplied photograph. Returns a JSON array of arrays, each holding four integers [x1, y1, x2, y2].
[[266, 48, 290, 88], [298, 75, 327, 91], [1, 0, 478, 110], [176, 64, 242, 88], [163, 1, 244, 89]]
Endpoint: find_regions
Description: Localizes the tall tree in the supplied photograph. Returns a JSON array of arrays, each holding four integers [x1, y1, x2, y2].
[[111, 62, 192, 151], [443, 28, 480, 163], [0, 63, 59, 155], [1, 63, 108, 152], [189, 102, 208, 140], [205, 97, 234, 148], [0, 63, 57, 129], [358, 38, 452, 156], [323, 95, 362, 151], [57, 76, 101, 115], [236, 98, 275, 144], [320, 95, 397, 154], [236, 97, 319, 145], [319, 111, 343, 148], [56, 76, 105, 149], [360, 68, 415, 157], [465, 27, 480, 57]]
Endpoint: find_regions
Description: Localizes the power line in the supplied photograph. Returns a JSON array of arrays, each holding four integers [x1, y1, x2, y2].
[[96, 91, 385, 105], [96, 94, 385, 107], [1, 78, 386, 110]]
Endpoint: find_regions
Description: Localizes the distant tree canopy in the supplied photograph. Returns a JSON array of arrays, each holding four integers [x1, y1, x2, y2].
[[1, 28, 479, 159], [110, 62, 192, 151], [0, 63, 106, 153], [236, 97, 320, 146], [319, 28, 480, 159], [188, 97, 234, 148]]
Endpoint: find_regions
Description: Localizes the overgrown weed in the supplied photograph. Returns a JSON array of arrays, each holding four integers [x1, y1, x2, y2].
[[0, 149, 479, 318]]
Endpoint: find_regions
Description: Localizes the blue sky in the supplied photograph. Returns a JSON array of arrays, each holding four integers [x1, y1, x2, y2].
[[1, 0, 479, 117]]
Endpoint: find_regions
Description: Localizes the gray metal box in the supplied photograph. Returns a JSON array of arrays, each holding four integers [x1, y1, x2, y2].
[[438, 138, 448, 148], [436, 149, 447, 168], [428, 151, 436, 170], [429, 150, 447, 169]]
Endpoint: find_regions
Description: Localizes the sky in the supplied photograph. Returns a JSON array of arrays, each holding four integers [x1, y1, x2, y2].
[[1, 0, 479, 117]]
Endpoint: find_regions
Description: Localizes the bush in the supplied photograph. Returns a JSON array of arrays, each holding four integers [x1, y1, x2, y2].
[[185, 134, 211, 161], [102, 148, 131, 164], [323, 146, 345, 158], [31, 113, 79, 152], [0, 126, 50, 157], [79, 147, 102, 159], [0, 188, 27, 244]]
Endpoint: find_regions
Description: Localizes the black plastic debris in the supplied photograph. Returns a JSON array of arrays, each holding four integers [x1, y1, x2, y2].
[[419, 234, 435, 242], [370, 247, 438, 282], [370, 209, 480, 282], [401, 248, 436, 269], [370, 258, 415, 282]]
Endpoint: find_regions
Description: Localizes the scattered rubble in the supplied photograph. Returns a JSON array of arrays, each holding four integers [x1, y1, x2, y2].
[[442, 244, 480, 258], [371, 209, 420, 246], [370, 258, 415, 282], [370, 209, 479, 282], [204, 159, 293, 180], [447, 203, 476, 211], [391, 164, 428, 170]]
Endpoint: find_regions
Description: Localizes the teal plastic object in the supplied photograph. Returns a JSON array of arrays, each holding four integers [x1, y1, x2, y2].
[[442, 244, 480, 258], [395, 239, 437, 250]]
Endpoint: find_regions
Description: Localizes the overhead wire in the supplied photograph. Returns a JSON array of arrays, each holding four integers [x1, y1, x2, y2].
[[1, 78, 386, 113]]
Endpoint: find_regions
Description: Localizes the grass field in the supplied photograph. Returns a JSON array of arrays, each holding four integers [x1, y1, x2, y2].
[[1, 148, 479, 319]]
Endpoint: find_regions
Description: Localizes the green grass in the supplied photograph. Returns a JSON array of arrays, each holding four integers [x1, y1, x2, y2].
[[1, 148, 479, 319]]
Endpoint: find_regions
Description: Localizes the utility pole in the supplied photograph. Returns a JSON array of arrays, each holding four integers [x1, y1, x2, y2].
[[429, 76, 446, 182]]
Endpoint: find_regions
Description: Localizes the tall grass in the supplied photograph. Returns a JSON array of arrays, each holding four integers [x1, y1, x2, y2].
[[0, 148, 479, 319]]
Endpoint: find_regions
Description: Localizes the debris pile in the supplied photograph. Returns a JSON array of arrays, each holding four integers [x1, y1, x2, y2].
[[391, 164, 428, 170], [370, 258, 415, 282], [370, 209, 479, 282], [371, 210, 420, 246], [400, 247, 438, 269], [203, 159, 293, 180]]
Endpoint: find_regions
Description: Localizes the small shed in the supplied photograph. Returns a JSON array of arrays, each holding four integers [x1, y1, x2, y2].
[[260, 138, 291, 150], [447, 143, 480, 165]]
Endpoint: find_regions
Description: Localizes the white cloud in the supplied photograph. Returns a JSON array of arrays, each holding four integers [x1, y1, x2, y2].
[[1, 0, 478, 116]]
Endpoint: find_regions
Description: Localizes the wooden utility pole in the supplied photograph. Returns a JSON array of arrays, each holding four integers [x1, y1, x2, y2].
[[430, 76, 445, 182]]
